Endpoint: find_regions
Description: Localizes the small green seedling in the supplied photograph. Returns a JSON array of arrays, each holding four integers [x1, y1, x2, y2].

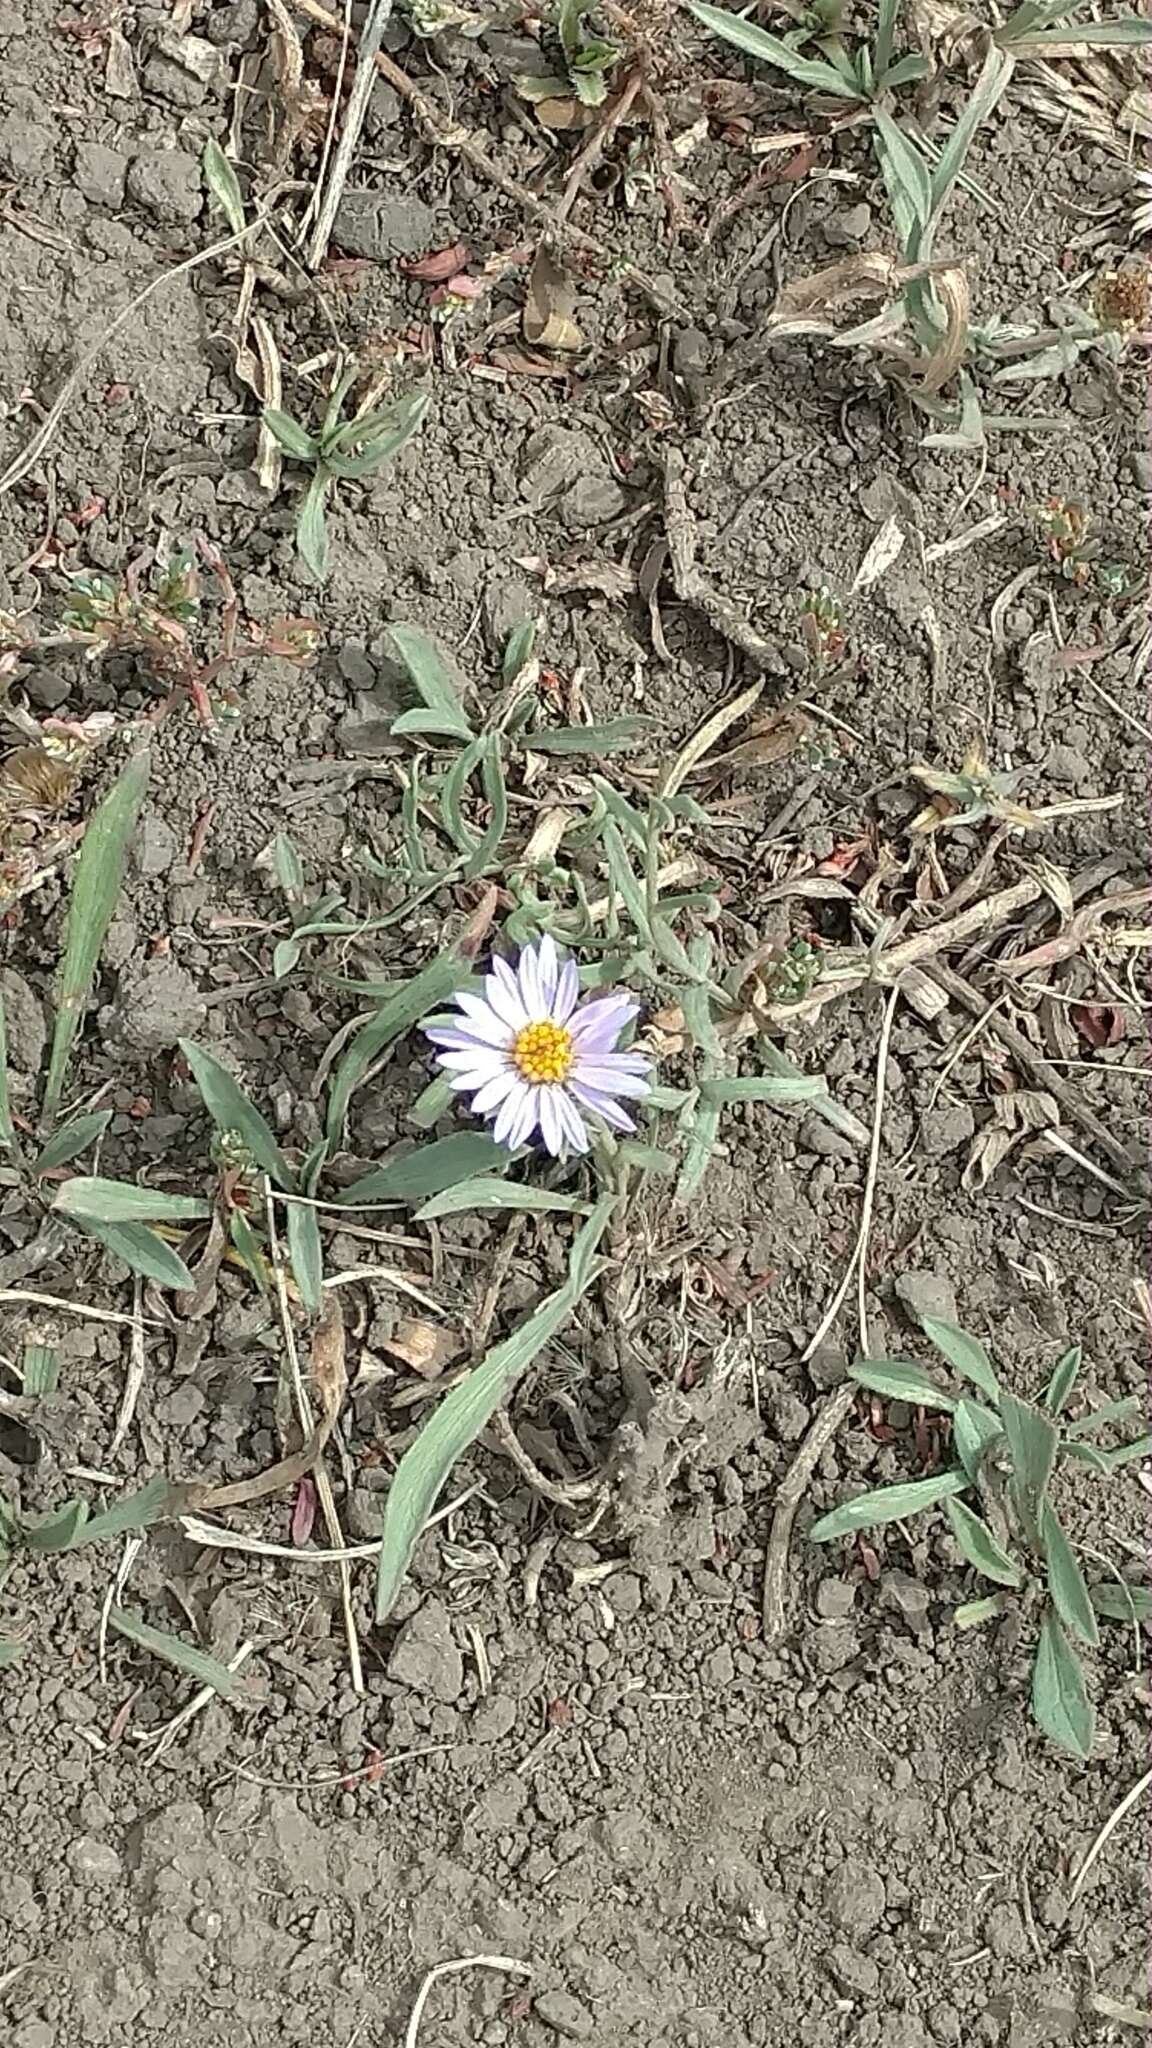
[[1031, 496, 1131, 598], [811, 1314, 1152, 1758], [686, 0, 927, 104], [517, 0, 621, 107], [264, 369, 429, 580], [907, 740, 1041, 834], [796, 585, 847, 672]]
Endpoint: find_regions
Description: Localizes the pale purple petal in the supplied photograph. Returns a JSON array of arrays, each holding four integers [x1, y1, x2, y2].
[[486, 958, 530, 1031], [555, 958, 580, 1022], [453, 992, 514, 1044], [493, 1079, 532, 1147], [554, 1088, 589, 1153], [570, 1057, 651, 1099], [469, 1070, 519, 1116], [570, 995, 640, 1052], [509, 1084, 542, 1148], [425, 1024, 502, 1053], [535, 934, 560, 1008], [570, 1082, 637, 1134], [434, 1048, 508, 1076], [517, 943, 544, 1018], [538, 1087, 563, 1157]]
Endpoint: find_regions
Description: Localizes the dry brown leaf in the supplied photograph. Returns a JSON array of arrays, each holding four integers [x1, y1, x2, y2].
[[710, 705, 812, 773], [524, 245, 585, 353], [850, 513, 905, 594], [487, 347, 571, 380], [910, 265, 970, 394], [381, 1318, 466, 1380], [104, 26, 137, 96], [533, 97, 595, 130]]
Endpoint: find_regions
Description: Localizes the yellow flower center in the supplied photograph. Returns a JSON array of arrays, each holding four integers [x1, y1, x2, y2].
[[512, 1019, 574, 1085]]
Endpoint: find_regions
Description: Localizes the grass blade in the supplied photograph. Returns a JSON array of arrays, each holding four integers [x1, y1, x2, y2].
[[1041, 1504, 1100, 1647], [925, 44, 1014, 244], [388, 624, 474, 742], [1044, 1343, 1082, 1417], [201, 137, 246, 234], [21, 1344, 59, 1395], [700, 1074, 827, 1106], [999, 1389, 1058, 1544], [52, 1177, 210, 1225], [849, 1359, 956, 1411], [809, 1469, 967, 1541], [286, 1199, 324, 1314], [374, 1197, 613, 1619], [179, 1041, 293, 1189], [1031, 1608, 1093, 1758], [873, 0, 898, 81], [415, 1179, 590, 1221], [952, 1395, 1004, 1479], [107, 1606, 242, 1699], [528, 719, 660, 755], [1012, 18, 1152, 41], [68, 1476, 184, 1548], [918, 1315, 1000, 1401], [946, 1496, 1022, 1587], [296, 470, 330, 580], [23, 1500, 89, 1552], [262, 408, 319, 460], [43, 749, 150, 1125], [685, 0, 864, 92], [874, 107, 933, 246], [341, 1134, 510, 1206], [33, 1110, 113, 1173], [74, 1219, 195, 1292], [326, 958, 469, 1148], [1064, 1395, 1144, 1437]]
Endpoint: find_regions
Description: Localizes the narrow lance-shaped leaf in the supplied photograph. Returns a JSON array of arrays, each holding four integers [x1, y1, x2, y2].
[[107, 1606, 243, 1700], [326, 957, 470, 1149], [1091, 1583, 1152, 1624], [919, 1315, 1000, 1402], [684, 0, 865, 93], [1041, 1505, 1099, 1648], [388, 623, 474, 742], [21, 1344, 59, 1396], [809, 1468, 968, 1542], [74, 1219, 195, 1293], [296, 470, 331, 581], [44, 750, 150, 1125], [1031, 1608, 1094, 1759], [201, 136, 246, 235], [998, 1389, 1058, 1545], [286, 1200, 324, 1315], [340, 1134, 510, 1206], [34, 1110, 114, 1173], [179, 1041, 293, 1189], [375, 1197, 613, 1619], [52, 1177, 211, 1225], [849, 1359, 956, 1411], [946, 1496, 1022, 1587], [415, 1180, 591, 1222], [65, 1476, 185, 1549], [262, 407, 320, 460], [1044, 1343, 1082, 1417], [952, 1396, 1004, 1479]]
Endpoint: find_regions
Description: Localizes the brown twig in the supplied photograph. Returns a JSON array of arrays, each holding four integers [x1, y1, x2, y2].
[[289, 0, 686, 318], [555, 65, 645, 224], [663, 448, 782, 671]]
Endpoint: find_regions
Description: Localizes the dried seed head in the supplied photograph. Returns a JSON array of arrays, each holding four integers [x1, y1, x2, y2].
[[0, 746, 77, 817], [1093, 265, 1149, 334]]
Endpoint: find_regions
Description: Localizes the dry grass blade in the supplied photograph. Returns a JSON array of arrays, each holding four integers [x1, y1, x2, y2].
[[661, 679, 764, 798], [305, 0, 395, 269], [1069, 1764, 1152, 1904], [404, 1956, 532, 2048], [43, 749, 150, 1126], [911, 264, 970, 392]]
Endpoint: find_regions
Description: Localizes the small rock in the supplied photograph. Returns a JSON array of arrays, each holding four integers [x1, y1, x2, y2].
[[518, 425, 596, 504], [0, 119, 54, 179], [823, 203, 873, 248], [1125, 450, 1152, 493], [918, 1105, 975, 1157], [471, 1694, 518, 1743], [14, 2023, 56, 2048], [107, 958, 206, 1052], [798, 1112, 856, 1160], [337, 642, 377, 690], [534, 1991, 594, 2040], [67, 1837, 122, 1883], [703, 1643, 735, 1687], [365, 78, 402, 138], [141, 53, 208, 106], [825, 1858, 886, 1936], [333, 190, 437, 261], [815, 1578, 856, 1620], [23, 668, 72, 711], [336, 694, 400, 757], [985, 1903, 1028, 1960], [1044, 743, 1091, 787], [560, 474, 627, 530], [388, 1597, 463, 1703], [73, 142, 128, 210], [207, 0, 259, 41], [893, 1269, 957, 1326], [483, 31, 554, 80], [880, 1569, 931, 1636], [828, 1943, 879, 1995], [0, 970, 45, 1073], [126, 150, 204, 224], [135, 813, 179, 878]]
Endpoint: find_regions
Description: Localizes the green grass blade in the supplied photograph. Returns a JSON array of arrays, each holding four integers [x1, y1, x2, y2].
[[74, 1219, 195, 1292], [33, 1110, 113, 1173], [1011, 17, 1152, 41], [108, 1606, 242, 1699], [1044, 1343, 1082, 1417], [527, 719, 660, 755], [465, 737, 509, 879], [873, 0, 898, 79], [43, 749, 150, 1125], [22, 1344, 59, 1395], [946, 1496, 1022, 1587], [849, 1359, 956, 1411], [415, 1179, 590, 1222], [925, 44, 1014, 243], [388, 624, 474, 742], [201, 136, 246, 234], [1041, 1505, 1099, 1648], [286, 1200, 324, 1314], [229, 1208, 269, 1295], [23, 1500, 89, 1552], [685, 0, 864, 91], [809, 1469, 967, 1541], [262, 408, 319, 460], [999, 1389, 1058, 1544], [326, 958, 469, 1149], [375, 1197, 613, 1619], [874, 107, 933, 248], [52, 1177, 210, 1225], [179, 1041, 293, 1188], [1031, 1609, 1093, 1758], [409, 1073, 455, 1129], [918, 1315, 1000, 1402], [700, 1074, 827, 1106], [296, 470, 331, 579], [341, 1134, 510, 1206], [67, 1476, 184, 1548], [1064, 1395, 1144, 1438]]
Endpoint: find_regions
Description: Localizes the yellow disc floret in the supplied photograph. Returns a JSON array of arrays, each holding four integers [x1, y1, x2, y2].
[[512, 1019, 574, 1085]]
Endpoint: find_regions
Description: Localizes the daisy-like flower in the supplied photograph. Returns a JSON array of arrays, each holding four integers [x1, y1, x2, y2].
[[425, 935, 650, 1157]]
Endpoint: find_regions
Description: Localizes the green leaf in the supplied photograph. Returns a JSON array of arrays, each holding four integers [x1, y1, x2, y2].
[[849, 1359, 956, 1411], [1092, 1432, 1152, 1471], [261, 407, 319, 460], [809, 1468, 968, 1541], [952, 1396, 1004, 1479], [179, 1041, 293, 1189], [22, 1343, 59, 1395], [325, 957, 469, 1149], [699, 1074, 827, 1106], [527, 719, 660, 755], [1031, 1609, 1093, 1759], [0, 996, 16, 1156], [341, 1135, 510, 1206], [23, 1499, 89, 1552], [1041, 1505, 1099, 1647], [685, 0, 865, 92], [946, 1497, 1022, 1587], [873, 0, 898, 81], [388, 624, 474, 743], [296, 470, 331, 580], [66, 1476, 182, 1548], [874, 107, 933, 243], [286, 1200, 324, 1314], [229, 1208, 269, 1295], [1064, 1395, 1144, 1437], [999, 1389, 1059, 1544], [502, 617, 538, 684], [107, 1607, 242, 1699], [44, 750, 150, 1125], [75, 1219, 195, 1292], [0, 1639, 22, 1669], [33, 1111, 114, 1173], [273, 937, 302, 980], [415, 1179, 590, 1222], [375, 1196, 613, 1619], [1091, 1583, 1152, 1624], [953, 1593, 1009, 1629], [52, 1177, 211, 1226], [925, 43, 1014, 244], [409, 1072, 455, 1130], [1011, 17, 1152, 41], [918, 1315, 1000, 1401], [880, 50, 930, 85], [1044, 1343, 1082, 1417], [201, 137, 246, 234], [324, 389, 429, 471], [271, 832, 306, 896]]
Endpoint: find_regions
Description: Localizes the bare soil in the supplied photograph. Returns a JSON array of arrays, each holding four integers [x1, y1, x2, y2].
[[0, 4, 1149, 2046]]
